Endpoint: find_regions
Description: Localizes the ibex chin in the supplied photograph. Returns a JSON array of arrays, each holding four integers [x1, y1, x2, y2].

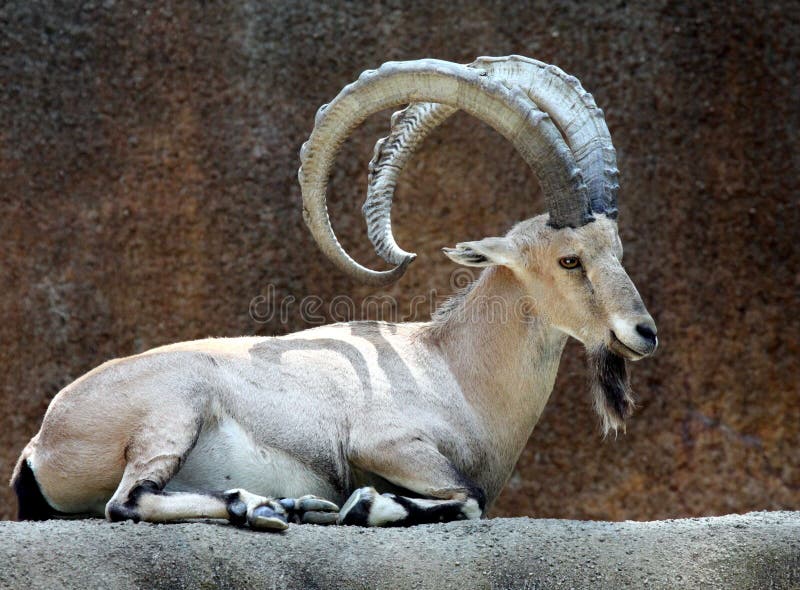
[[11, 56, 656, 531]]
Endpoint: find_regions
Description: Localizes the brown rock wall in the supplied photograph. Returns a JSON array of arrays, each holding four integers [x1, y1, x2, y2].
[[1, 0, 798, 520]]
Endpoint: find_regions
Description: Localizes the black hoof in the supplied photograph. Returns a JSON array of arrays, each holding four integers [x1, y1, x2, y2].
[[249, 505, 288, 531], [278, 496, 339, 525], [337, 487, 375, 526], [227, 498, 248, 527]]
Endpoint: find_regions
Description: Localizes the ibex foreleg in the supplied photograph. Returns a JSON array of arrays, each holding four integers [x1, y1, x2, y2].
[[339, 441, 485, 526]]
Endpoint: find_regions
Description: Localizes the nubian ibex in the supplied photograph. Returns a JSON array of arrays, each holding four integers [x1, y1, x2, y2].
[[12, 56, 656, 530]]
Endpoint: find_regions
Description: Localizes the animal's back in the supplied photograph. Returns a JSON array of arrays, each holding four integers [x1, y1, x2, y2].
[[12, 323, 454, 518]]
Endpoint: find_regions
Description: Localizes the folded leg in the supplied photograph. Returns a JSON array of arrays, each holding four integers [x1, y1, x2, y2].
[[108, 481, 293, 531], [339, 440, 485, 527], [104, 418, 337, 531]]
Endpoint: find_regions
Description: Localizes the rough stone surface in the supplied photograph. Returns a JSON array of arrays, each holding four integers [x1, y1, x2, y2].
[[1, 1, 798, 521], [1, 512, 799, 589]]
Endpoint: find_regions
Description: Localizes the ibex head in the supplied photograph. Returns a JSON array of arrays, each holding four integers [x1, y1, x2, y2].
[[298, 56, 656, 433], [444, 214, 657, 362], [443, 213, 656, 434]]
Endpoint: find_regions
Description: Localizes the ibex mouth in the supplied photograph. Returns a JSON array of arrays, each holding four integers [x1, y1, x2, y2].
[[609, 331, 647, 361]]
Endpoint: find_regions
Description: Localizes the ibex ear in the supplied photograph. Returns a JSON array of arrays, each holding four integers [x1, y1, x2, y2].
[[442, 237, 517, 268]]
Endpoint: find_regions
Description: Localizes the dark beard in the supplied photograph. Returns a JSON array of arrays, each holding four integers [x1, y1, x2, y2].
[[588, 346, 635, 436]]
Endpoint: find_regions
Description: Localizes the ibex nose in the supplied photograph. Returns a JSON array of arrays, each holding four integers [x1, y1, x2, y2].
[[635, 321, 658, 347], [609, 315, 658, 359]]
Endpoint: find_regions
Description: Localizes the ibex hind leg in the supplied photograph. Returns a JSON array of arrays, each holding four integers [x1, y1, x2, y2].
[[108, 483, 339, 531], [103, 418, 288, 530], [105, 418, 338, 531], [108, 481, 290, 531]]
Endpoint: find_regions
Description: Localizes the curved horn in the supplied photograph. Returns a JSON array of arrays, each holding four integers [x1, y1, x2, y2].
[[364, 102, 455, 265], [299, 59, 591, 286], [365, 55, 618, 266]]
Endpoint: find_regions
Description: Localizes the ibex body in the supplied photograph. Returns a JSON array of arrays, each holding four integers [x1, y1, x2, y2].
[[12, 56, 656, 530]]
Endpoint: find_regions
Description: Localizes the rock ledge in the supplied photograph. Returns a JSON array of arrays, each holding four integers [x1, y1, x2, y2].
[[1, 511, 798, 589]]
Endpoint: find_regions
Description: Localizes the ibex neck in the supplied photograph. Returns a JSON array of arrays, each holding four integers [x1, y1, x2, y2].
[[426, 266, 567, 485]]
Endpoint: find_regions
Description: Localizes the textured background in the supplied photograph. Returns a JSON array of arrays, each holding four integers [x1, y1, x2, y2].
[[0, 1, 798, 521]]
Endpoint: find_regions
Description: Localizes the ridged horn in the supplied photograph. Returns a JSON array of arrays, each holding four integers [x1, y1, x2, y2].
[[364, 55, 618, 266], [299, 59, 591, 286]]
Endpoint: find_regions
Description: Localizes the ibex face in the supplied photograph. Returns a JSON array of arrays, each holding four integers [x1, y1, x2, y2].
[[518, 214, 656, 360], [444, 214, 657, 361]]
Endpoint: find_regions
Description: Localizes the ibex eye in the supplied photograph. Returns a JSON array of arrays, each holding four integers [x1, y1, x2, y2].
[[559, 256, 581, 269]]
